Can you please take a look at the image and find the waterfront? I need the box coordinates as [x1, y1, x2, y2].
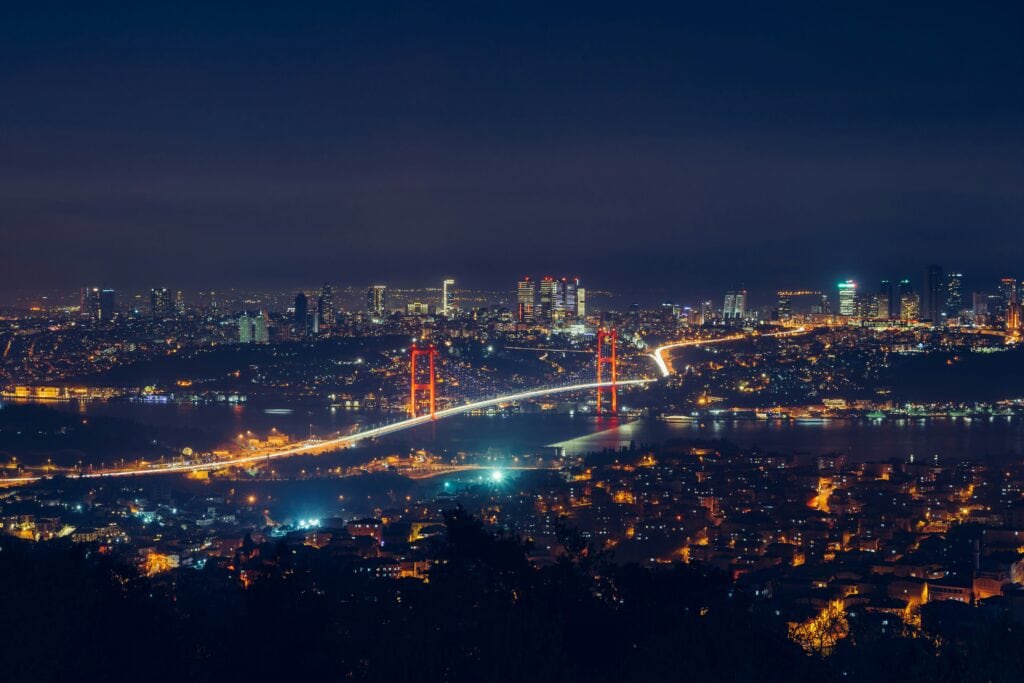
[17, 398, 1024, 466]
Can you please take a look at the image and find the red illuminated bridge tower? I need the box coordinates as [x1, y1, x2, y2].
[409, 344, 438, 418]
[596, 328, 618, 415]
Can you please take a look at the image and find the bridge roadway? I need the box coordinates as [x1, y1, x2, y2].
[0, 378, 654, 485]
[2, 327, 813, 486]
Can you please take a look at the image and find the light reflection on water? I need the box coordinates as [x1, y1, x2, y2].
[38, 400, 1024, 464]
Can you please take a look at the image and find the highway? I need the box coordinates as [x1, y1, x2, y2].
[650, 327, 809, 377]
[1, 378, 654, 485]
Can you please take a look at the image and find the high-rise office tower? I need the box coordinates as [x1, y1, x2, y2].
[560, 277, 578, 321]
[253, 311, 269, 343]
[174, 290, 186, 316]
[441, 279, 455, 316]
[538, 276, 560, 323]
[238, 313, 253, 343]
[1007, 283, 1021, 333]
[81, 287, 99, 320]
[944, 272, 963, 321]
[723, 290, 747, 319]
[899, 279, 919, 321]
[925, 264, 944, 322]
[879, 280, 895, 318]
[98, 288, 116, 322]
[318, 283, 335, 329]
[901, 292, 920, 321]
[837, 281, 856, 317]
[998, 278, 1018, 323]
[293, 292, 308, 335]
[776, 292, 792, 321]
[367, 284, 387, 318]
[972, 292, 989, 317]
[699, 300, 713, 325]
[150, 288, 173, 320]
[576, 287, 586, 318]
[82, 287, 107, 321]
[516, 277, 535, 323]
[873, 293, 890, 320]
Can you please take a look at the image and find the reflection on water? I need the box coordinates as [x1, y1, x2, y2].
[37, 400, 1024, 464]
[555, 417, 1024, 462]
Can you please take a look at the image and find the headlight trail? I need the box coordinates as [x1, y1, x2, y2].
[650, 327, 808, 377]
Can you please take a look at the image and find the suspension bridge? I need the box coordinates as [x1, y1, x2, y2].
[1, 326, 810, 485]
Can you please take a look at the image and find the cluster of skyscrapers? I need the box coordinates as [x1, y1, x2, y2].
[516, 276, 585, 324]
[823, 267, 1020, 330]
[290, 283, 336, 337]
[80, 286, 117, 322]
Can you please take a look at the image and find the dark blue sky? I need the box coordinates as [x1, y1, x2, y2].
[2, 1, 1022, 297]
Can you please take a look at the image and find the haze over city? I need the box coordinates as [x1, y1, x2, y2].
[3, 3, 1024, 683]
[2, 1, 1022, 292]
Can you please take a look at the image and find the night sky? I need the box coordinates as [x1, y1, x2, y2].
[2, 2, 1022, 297]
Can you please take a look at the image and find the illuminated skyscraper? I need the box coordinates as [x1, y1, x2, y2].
[516, 277, 535, 323]
[576, 286, 586, 318]
[723, 290, 747, 319]
[238, 312, 253, 343]
[150, 287, 173, 320]
[776, 292, 792, 321]
[367, 284, 387, 318]
[81, 287, 116, 322]
[81, 287, 99, 321]
[837, 281, 856, 317]
[174, 290, 186, 316]
[253, 311, 269, 343]
[899, 280, 919, 321]
[944, 272, 963, 321]
[879, 280, 895, 318]
[293, 292, 308, 335]
[699, 300, 713, 324]
[442, 279, 455, 316]
[560, 277, 578, 320]
[1006, 282, 1021, 333]
[925, 264, 944, 322]
[998, 278, 1018, 323]
[317, 283, 335, 329]
[94, 288, 115, 322]
[538, 276, 560, 322]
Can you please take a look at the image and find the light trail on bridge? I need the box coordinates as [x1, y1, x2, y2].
[650, 327, 809, 377]
[502, 346, 594, 353]
[1, 378, 654, 486]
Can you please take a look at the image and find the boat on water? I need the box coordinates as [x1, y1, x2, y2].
[659, 414, 697, 422]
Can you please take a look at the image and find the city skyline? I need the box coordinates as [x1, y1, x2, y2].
[3, 4, 1024, 680]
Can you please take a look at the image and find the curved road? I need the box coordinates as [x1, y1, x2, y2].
[650, 327, 808, 377]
